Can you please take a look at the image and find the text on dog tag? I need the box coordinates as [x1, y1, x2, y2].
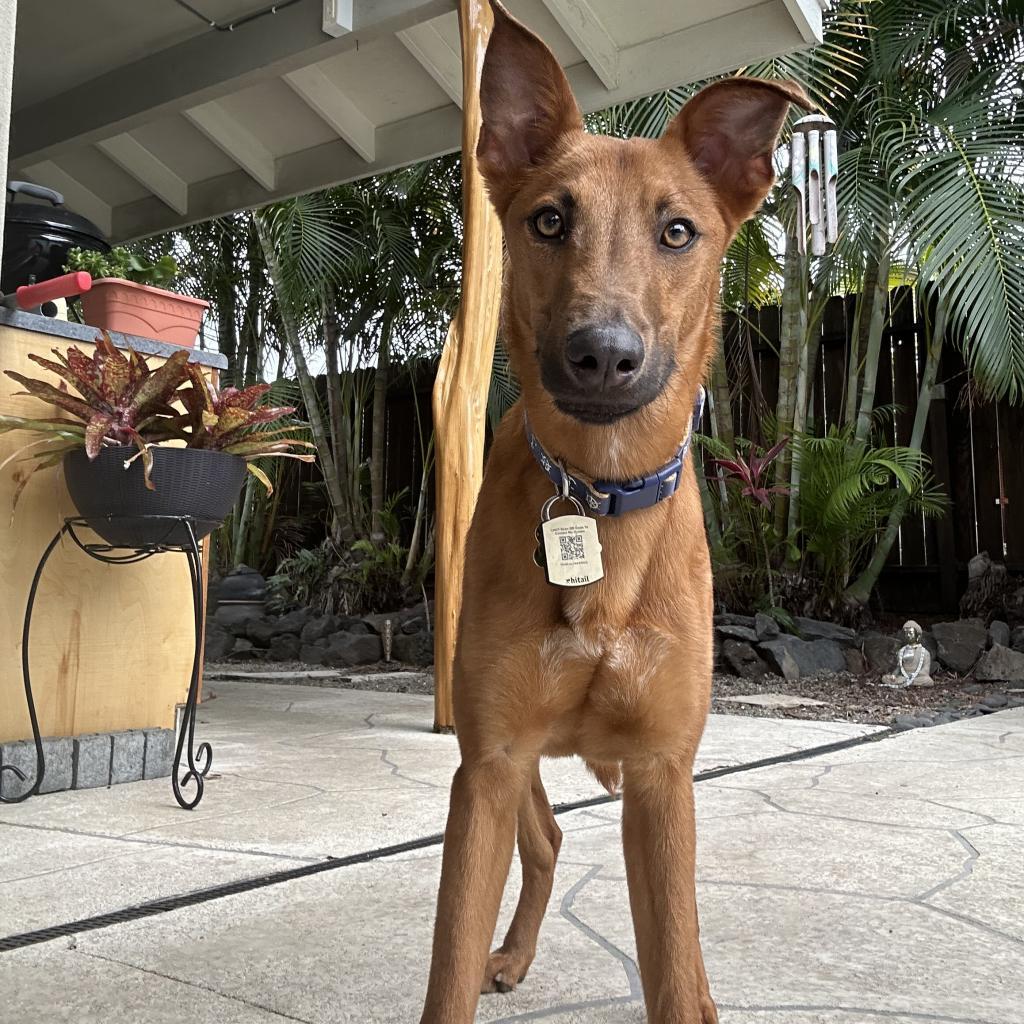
[540, 515, 603, 587]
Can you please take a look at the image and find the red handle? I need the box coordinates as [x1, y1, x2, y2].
[14, 271, 92, 308]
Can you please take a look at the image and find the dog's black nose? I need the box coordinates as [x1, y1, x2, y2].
[564, 325, 645, 391]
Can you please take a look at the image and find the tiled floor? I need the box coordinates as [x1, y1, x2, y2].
[2, 682, 1020, 1023]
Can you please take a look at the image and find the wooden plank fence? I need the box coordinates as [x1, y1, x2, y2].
[287, 288, 1020, 613]
[721, 286, 1023, 611]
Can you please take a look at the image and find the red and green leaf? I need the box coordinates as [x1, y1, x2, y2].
[221, 384, 272, 409]
[5, 371, 98, 421]
[27, 352, 106, 408]
[125, 348, 190, 418]
[85, 413, 116, 459]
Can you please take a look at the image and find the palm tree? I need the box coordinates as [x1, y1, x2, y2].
[595, 0, 1024, 612]
[255, 156, 461, 547]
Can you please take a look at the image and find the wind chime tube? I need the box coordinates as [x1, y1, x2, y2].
[824, 128, 839, 244]
[791, 131, 807, 256]
[807, 129, 825, 256]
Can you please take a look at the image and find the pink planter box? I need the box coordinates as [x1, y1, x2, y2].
[80, 278, 209, 347]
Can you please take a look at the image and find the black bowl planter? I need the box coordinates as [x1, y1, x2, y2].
[63, 446, 247, 548]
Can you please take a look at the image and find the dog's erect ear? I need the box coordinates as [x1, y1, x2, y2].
[665, 77, 814, 227]
[477, 0, 582, 209]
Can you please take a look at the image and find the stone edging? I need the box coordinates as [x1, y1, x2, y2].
[0, 728, 174, 799]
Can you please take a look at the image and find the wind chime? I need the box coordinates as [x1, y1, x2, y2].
[790, 114, 839, 255]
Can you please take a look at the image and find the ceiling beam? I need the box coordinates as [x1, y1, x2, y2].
[397, 21, 463, 108]
[322, 0, 353, 37]
[284, 66, 376, 161]
[183, 102, 277, 191]
[19, 161, 113, 238]
[781, 0, 827, 44]
[96, 134, 189, 216]
[539, 0, 619, 90]
[9, 0, 453, 166]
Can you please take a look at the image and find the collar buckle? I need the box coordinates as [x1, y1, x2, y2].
[525, 386, 705, 518]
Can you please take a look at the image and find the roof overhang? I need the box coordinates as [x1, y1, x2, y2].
[9, 0, 827, 242]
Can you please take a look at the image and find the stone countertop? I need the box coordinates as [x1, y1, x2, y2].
[0, 307, 228, 370]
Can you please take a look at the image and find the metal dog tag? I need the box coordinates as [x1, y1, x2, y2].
[542, 515, 603, 587]
[534, 495, 603, 587]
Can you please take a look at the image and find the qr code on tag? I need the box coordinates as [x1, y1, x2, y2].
[558, 533, 586, 561]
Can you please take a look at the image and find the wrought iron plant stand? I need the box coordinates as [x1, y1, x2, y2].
[0, 515, 214, 809]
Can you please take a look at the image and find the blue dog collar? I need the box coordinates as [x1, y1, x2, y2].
[525, 386, 706, 517]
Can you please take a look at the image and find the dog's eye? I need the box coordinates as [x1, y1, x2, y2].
[661, 219, 697, 250]
[533, 208, 565, 240]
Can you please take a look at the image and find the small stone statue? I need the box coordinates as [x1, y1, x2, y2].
[382, 619, 393, 663]
[882, 619, 935, 688]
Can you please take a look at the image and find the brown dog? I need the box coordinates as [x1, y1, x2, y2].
[420, 4, 810, 1022]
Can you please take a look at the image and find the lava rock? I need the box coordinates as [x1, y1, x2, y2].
[271, 608, 315, 637]
[392, 630, 434, 667]
[714, 613, 756, 629]
[974, 644, 1024, 683]
[1012, 626, 1024, 653]
[893, 714, 931, 731]
[721, 640, 770, 679]
[981, 692, 1009, 709]
[861, 634, 900, 675]
[759, 636, 846, 680]
[754, 613, 780, 641]
[322, 632, 383, 668]
[245, 617, 278, 648]
[265, 634, 301, 662]
[301, 614, 340, 643]
[793, 616, 857, 645]
[715, 624, 759, 643]
[216, 564, 267, 603]
[214, 604, 266, 633]
[921, 630, 938, 664]
[844, 648, 867, 675]
[363, 612, 400, 636]
[931, 620, 987, 675]
[989, 620, 1011, 648]
[225, 637, 254, 659]
[300, 642, 328, 665]
[401, 616, 426, 635]
[203, 621, 235, 662]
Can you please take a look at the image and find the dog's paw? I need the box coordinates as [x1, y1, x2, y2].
[480, 949, 530, 995]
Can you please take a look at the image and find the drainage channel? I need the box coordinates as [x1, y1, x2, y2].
[0, 726, 893, 954]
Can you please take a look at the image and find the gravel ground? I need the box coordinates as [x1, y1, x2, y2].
[207, 660, 1022, 725]
[205, 660, 434, 695]
[709, 672, 1018, 724]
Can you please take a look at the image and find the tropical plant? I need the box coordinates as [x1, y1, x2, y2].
[711, 436, 791, 508]
[795, 423, 949, 617]
[1, 333, 190, 500]
[255, 155, 460, 547]
[178, 366, 315, 493]
[702, 435, 791, 609]
[1, 332, 314, 503]
[267, 493, 428, 615]
[65, 246, 179, 289]
[601, 0, 1024, 615]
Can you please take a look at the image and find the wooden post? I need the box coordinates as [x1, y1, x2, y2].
[431, 0, 503, 732]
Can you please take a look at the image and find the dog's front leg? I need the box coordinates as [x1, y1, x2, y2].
[420, 754, 526, 1024]
[622, 757, 718, 1024]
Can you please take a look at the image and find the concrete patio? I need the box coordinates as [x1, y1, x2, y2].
[1, 680, 1022, 1023]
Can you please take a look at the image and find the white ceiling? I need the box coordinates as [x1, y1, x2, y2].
[9, 0, 826, 241]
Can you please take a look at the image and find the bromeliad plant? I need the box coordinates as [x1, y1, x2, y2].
[1, 332, 191, 506]
[1, 332, 314, 508]
[177, 364, 316, 493]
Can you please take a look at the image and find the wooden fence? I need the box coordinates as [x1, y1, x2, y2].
[722, 286, 1023, 611]
[289, 289, 1021, 613]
